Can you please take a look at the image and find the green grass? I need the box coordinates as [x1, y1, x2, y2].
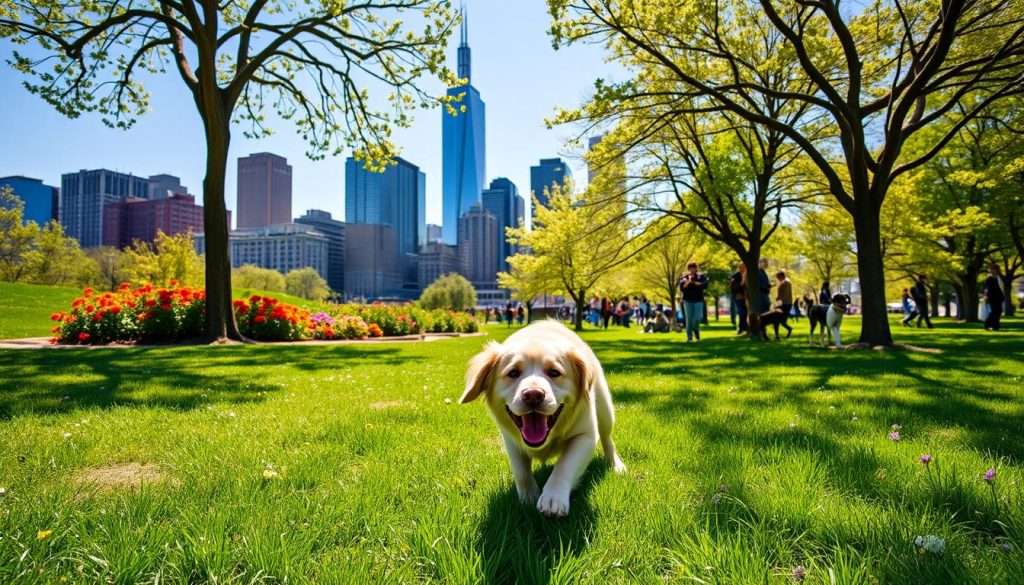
[0, 282, 81, 339]
[0, 315, 1022, 583]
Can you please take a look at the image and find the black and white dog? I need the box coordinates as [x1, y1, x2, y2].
[804, 293, 851, 348]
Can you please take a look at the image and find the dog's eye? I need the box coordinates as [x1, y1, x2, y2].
[546, 369, 562, 378]
[507, 369, 521, 379]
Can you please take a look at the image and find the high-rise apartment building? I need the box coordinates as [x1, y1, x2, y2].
[194, 223, 328, 278]
[343, 223, 402, 300]
[530, 157, 573, 211]
[344, 156, 425, 256]
[458, 202, 498, 289]
[236, 152, 292, 228]
[0, 176, 59, 226]
[481, 177, 524, 272]
[294, 209, 346, 294]
[61, 169, 150, 247]
[418, 241, 460, 290]
[441, 11, 486, 245]
[425, 223, 443, 244]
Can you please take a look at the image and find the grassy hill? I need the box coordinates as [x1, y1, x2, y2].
[0, 282, 327, 340]
[0, 281, 81, 339]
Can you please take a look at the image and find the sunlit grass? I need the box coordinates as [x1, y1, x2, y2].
[0, 314, 1021, 583]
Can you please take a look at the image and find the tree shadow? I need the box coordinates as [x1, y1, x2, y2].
[0, 344, 423, 419]
[474, 458, 608, 585]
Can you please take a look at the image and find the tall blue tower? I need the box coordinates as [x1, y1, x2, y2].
[442, 4, 486, 245]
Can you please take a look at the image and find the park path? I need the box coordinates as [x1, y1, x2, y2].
[0, 332, 484, 350]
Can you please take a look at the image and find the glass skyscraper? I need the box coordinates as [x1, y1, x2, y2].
[60, 169, 151, 247]
[530, 157, 573, 210]
[481, 178, 523, 272]
[344, 156, 426, 257]
[442, 10, 486, 246]
[0, 176, 58, 227]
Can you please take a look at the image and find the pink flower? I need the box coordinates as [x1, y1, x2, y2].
[919, 454, 932, 465]
[888, 431, 901, 441]
[983, 468, 996, 482]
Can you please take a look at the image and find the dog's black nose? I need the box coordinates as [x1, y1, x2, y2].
[522, 388, 545, 408]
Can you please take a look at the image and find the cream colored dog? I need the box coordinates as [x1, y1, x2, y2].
[460, 320, 625, 517]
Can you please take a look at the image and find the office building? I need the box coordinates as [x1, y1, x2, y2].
[481, 177, 524, 272]
[530, 157, 573, 210]
[418, 241, 460, 290]
[236, 152, 292, 228]
[0, 176, 59, 226]
[294, 209, 346, 294]
[441, 10, 486, 245]
[344, 156, 425, 256]
[426, 223, 443, 244]
[102, 193, 220, 249]
[148, 174, 188, 199]
[61, 169, 150, 247]
[343, 223, 402, 300]
[458, 202, 499, 289]
[194, 223, 328, 278]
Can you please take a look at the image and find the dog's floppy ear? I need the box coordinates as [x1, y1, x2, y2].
[460, 341, 501, 403]
[566, 350, 594, 402]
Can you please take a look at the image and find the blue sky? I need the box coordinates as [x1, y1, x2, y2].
[0, 1, 616, 227]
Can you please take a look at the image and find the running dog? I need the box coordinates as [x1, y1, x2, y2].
[804, 293, 851, 348]
[758, 309, 790, 341]
[460, 321, 626, 517]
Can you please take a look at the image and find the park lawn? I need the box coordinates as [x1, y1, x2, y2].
[0, 316, 1022, 583]
[0, 282, 81, 339]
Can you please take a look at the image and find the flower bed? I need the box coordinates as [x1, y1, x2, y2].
[50, 285, 478, 344]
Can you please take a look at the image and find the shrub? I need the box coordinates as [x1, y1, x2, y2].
[234, 295, 308, 341]
[51, 282, 205, 344]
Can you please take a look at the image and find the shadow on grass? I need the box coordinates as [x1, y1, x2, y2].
[0, 344, 424, 419]
[474, 459, 607, 585]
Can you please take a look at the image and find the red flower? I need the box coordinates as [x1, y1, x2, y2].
[85, 305, 95, 313]
[78, 332, 91, 342]
[109, 306, 122, 314]
[254, 315, 267, 324]
[250, 295, 262, 303]
[50, 313, 62, 321]
[144, 299, 157, 307]
[160, 303, 172, 311]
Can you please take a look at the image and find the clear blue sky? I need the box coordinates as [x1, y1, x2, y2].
[0, 1, 616, 228]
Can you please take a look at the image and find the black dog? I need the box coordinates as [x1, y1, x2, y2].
[804, 293, 852, 348]
[758, 309, 790, 340]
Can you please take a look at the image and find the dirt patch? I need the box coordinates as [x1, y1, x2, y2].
[76, 463, 168, 491]
[368, 400, 405, 410]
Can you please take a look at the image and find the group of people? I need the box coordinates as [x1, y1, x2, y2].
[729, 258, 808, 337]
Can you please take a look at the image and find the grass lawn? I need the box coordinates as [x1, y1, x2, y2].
[0, 315, 1022, 583]
[0, 282, 81, 339]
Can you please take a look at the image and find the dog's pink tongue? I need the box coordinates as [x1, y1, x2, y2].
[521, 412, 549, 444]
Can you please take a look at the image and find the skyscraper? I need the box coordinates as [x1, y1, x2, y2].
[442, 7, 486, 245]
[102, 193, 216, 249]
[481, 177, 523, 272]
[343, 223, 402, 300]
[530, 157, 573, 210]
[458, 202, 498, 289]
[0, 176, 58, 226]
[344, 156, 425, 257]
[295, 209, 346, 294]
[236, 152, 292, 228]
[147, 174, 188, 199]
[60, 169, 150, 247]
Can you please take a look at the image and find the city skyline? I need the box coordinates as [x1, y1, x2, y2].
[0, 1, 616, 230]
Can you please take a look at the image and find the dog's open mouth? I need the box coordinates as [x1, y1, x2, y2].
[506, 404, 565, 447]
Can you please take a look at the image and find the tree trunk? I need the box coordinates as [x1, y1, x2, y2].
[742, 255, 763, 338]
[852, 206, 893, 346]
[573, 291, 586, 332]
[1001, 272, 1016, 317]
[952, 283, 965, 320]
[526, 301, 534, 323]
[200, 108, 243, 342]
[930, 285, 940, 318]
[714, 295, 720, 321]
[959, 273, 981, 322]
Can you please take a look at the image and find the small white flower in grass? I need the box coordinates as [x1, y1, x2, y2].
[62, 432, 72, 440]
[444, 398, 452, 405]
[0, 487, 6, 496]
[262, 469, 278, 480]
[915, 535, 945, 555]
[789, 422, 797, 429]
[228, 411, 237, 418]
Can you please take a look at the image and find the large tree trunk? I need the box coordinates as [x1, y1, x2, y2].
[852, 206, 893, 346]
[952, 282, 965, 320]
[200, 107, 243, 342]
[742, 255, 763, 339]
[959, 273, 981, 322]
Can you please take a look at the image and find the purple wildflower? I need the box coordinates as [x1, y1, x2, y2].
[889, 431, 901, 441]
[919, 454, 932, 465]
[792, 565, 805, 582]
[311, 312, 335, 326]
[983, 468, 996, 482]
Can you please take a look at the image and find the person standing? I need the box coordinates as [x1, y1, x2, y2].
[901, 288, 919, 326]
[757, 258, 772, 313]
[912, 275, 933, 328]
[679, 261, 708, 342]
[983, 263, 1005, 331]
[819, 281, 832, 305]
[730, 262, 748, 335]
[775, 271, 794, 338]
[601, 296, 613, 329]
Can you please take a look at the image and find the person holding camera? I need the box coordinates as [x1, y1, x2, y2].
[678, 261, 708, 342]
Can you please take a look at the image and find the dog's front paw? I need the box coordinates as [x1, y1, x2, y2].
[607, 454, 627, 473]
[517, 484, 540, 505]
[537, 489, 570, 517]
